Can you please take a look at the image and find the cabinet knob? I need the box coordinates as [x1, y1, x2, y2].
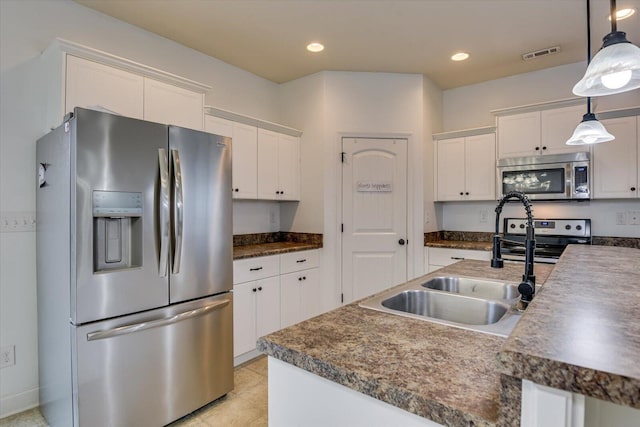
[631, 187, 637, 191]
[542, 146, 547, 150]
[298, 277, 303, 281]
[459, 192, 464, 195]
[258, 286, 263, 291]
[535, 146, 540, 151]
[252, 288, 257, 292]
[465, 192, 469, 195]
[234, 188, 239, 192]
[303, 276, 306, 280]
[398, 239, 406, 246]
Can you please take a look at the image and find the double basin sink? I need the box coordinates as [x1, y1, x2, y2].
[360, 275, 523, 337]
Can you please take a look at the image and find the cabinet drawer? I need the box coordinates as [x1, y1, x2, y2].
[427, 248, 491, 266]
[280, 250, 320, 274]
[233, 255, 280, 284]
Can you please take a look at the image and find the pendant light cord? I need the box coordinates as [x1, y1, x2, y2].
[586, 0, 592, 115]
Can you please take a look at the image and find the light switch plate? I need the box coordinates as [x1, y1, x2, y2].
[629, 211, 640, 226]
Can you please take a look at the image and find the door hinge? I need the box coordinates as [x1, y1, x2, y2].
[341, 152, 346, 163]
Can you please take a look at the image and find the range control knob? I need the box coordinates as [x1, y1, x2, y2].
[519, 224, 525, 229]
[576, 225, 582, 231]
[510, 224, 516, 229]
[565, 225, 572, 230]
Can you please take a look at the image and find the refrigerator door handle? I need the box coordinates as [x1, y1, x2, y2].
[158, 148, 170, 277]
[171, 149, 184, 275]
[86, 298, 231, 341]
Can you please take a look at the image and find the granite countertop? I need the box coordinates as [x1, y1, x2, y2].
[233, 241, 321, 260]
[425, 240, 494, 251]
[499, 245, 640, 409]
[258, 260, 554, 426]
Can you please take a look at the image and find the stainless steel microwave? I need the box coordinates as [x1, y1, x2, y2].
[497, 152, 590, 200]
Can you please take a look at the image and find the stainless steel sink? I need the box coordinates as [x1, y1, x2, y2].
[359, 275, 523, 337]
[421, 276, 519, 300]
[381, 290, 510, 325]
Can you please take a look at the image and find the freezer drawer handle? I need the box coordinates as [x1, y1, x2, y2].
[171, 149, 184, 275]
[86, 299, 231, 341]
[158, 149, 170, 277]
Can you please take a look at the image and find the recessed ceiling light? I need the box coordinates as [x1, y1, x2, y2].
[451, 52, 469, 61]
[609, 8, 635, 21]
[306, 42, 324, 53]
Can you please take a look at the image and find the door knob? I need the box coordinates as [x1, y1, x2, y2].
[398, 239, 406, 245]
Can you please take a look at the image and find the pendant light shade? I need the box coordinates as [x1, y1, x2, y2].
[572, 32, 640, 96]
[573, 0, 640, 96]
[566, 113, 615, 145]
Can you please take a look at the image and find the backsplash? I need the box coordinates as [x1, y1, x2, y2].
[234, 232, 323, 247]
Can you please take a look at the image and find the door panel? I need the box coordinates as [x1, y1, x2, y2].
[342, 138, 407, 302]
[76, 293, 233, 427]
[169, 127, 232, 303]
[74, 108, 169, 324]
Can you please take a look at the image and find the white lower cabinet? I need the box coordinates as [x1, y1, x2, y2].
[425, 247, 491, 273]
[233, 249, 321, 363]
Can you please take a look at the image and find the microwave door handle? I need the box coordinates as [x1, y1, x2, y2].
[171, 149, 183, 275]
[86, 299, 231, 341]
[158, 148, 170, 277]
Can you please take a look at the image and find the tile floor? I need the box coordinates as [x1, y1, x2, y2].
[0, 356, 268, 427]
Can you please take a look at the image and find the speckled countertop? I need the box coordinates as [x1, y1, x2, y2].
[499, 245, 640, 409]
[258, 260, 554, 426]
[426, 240, 494, 251]
[233, 242, 321, 259]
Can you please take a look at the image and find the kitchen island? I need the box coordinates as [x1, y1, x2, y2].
[258, 261, 553, 426]
[258, 245, 640, 426]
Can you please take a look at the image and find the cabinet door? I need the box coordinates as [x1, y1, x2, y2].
[65, 55, 144, 120]
[541, 105, 589, 155]
[464, 134, 496, 200]
[593, 116, 638, 199]
[233, 281, 257, 357]
[256, 276, 281, 338]
[231, 123, 259, 199]
[436, 137, 466, 201]
[143, 78, 204, 130]
[497, 112, 541, 158]
[280, 271, 303, 328]
[257, 128, 280, 199]
[278, 134, 301, 200]
[204, 115, 233, 137]
[300, 268, 321, 321]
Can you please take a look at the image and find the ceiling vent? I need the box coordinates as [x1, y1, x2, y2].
[522, 46, 561, 61]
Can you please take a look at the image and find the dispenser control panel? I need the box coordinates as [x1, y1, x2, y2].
[93, 191, 142, 217]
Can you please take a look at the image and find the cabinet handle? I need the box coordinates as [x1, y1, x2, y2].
[296, 259, 307, 263]
[450, 257, 465, 260]
[249, 267, 263, 271]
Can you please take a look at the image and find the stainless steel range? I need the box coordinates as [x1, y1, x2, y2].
[501, 218, 592, 264]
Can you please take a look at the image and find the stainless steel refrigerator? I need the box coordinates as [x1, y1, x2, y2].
[36, 108, 233, 427]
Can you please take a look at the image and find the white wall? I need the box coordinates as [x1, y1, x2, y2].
[440, 63, 640, 237]
[0, 0, 280, 417]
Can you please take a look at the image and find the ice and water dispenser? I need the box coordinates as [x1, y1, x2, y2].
[92, 191, 143, 272]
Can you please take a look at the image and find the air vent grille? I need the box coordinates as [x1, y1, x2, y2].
[522, 46, 561, 61]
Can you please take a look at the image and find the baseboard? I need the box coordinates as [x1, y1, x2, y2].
[0, 387, 39, 419]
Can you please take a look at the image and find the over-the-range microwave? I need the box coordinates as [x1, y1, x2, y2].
[497, 152, 590, 200]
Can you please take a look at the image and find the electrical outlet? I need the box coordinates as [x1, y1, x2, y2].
[479, 210, 489, 223]
[629, 211, 640, 226]
[425, 212, 430, 225]
[616, 212, 627, 225]
[0, 345, 15, 369]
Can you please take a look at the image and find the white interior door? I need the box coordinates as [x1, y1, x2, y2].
[342, 138, 408, 303]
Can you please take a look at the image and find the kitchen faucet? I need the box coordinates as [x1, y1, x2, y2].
[491, 191, 536, 309]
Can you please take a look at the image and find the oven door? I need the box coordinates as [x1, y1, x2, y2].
[498, 162, 571, 200]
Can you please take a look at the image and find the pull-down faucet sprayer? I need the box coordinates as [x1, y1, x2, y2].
[491, 191, 536, 309]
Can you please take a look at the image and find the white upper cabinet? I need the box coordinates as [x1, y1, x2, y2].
[65, 55, 144, 120]
[436, 133, 495, 201]
[592, 116, 638, 199]
[498, 105, 587, 158]
[257, 128, 300, 201]
[143, 78, 204, 130]
[205, 116, 258, 199]
[42, 40, 209, 131]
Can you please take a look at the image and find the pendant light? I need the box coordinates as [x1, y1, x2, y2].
[567, 0, 615, 145]
[573, 0, 640, 96]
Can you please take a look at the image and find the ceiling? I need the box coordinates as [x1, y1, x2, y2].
[74, 0, 640, 89]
